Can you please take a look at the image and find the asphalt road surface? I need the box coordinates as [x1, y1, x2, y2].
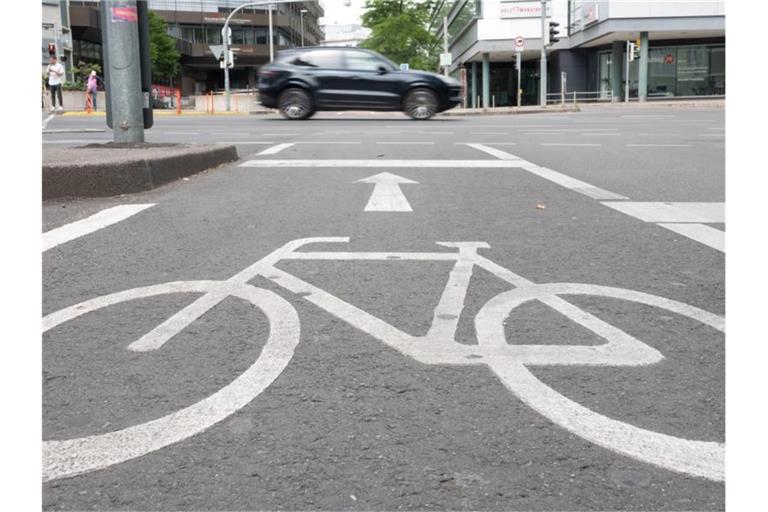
[42, 107, 725, 511]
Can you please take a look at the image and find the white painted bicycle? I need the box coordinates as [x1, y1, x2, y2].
[43, 238, 724, 482]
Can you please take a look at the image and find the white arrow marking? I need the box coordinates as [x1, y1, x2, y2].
[355, 172, 418, 212]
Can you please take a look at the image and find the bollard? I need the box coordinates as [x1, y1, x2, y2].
[176, 89, 181, 115]
[85, 91, 93, 114]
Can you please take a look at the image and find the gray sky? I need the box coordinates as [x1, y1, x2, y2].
[319, 0, 366, 27]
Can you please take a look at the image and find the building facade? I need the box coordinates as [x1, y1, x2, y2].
[435, 0, 725, 107]
[63, 0, 323, 95]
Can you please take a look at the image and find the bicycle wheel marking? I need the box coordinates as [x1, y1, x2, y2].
[43, 280, 300, 482]
[473, 283, 724, 481]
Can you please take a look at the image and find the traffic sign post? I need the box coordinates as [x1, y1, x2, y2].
[515, 36, 524, 108]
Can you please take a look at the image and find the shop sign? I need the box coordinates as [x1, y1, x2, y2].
[500, 1, 552, 19]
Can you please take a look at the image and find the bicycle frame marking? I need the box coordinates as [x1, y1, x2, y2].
[43, 237, 725, 482]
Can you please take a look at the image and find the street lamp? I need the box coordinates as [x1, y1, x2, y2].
[300, 8, 308, 47]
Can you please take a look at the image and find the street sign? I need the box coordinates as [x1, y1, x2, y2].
[439, 53, 452, 66]
[209, 44, 225, 59]
[514, 36, 525, 52]
[400, 63, 409, 70]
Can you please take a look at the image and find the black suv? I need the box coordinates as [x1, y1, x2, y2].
[257, 47, 462, 120]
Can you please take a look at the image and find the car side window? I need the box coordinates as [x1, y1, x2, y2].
[291, 50, 343, 69]
[344, 51, 388, 72]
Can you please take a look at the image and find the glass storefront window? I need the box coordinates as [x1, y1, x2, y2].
[710, 47, 725, 95]
[676, 46, 709, 96]
[648, 47, 676, 98]
[598, 52, 612, 98]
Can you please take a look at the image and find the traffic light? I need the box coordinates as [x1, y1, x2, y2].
[548, 22, 560, 45]
[628, 42, 636, 61]
[47, 43, 56, 56]
[227, 50, 235, 69]
[633, 38, 641, 60]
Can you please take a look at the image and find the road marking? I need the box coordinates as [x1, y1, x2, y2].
[460, 142, 517, 145]
[43, 204, 155, 252]
[465, 144, 627, 200]
[43, 280, 300, 482]
[621, 115, 675, 118]
[540, 143, 602, 147]
[377, 141, 434, 145]
[601, 202, 724, 223]
[261, 133, 299, 136]
[582, 132, 621, 136]
[419, 131, 454, 134]
[43, 128, 106, 134]
[295, 141, 361, 144]
[657, 223, 725, 252]
[256, 142, 295, 155]
[214, 141, 274, 145]
[601, 202, 725, 252]
[42, 114, 55, 129]
[471, 132, 508, 135]
[355, 172, 418, 212]
[43, 140, 111, 144]
[626, 143, 691, 148]
[162, 131, 200, 135]
[240, 159, 526, 168]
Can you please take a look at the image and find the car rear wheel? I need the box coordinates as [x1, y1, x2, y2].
[278, 88, 313, 120]
[404, 88, 438, 120]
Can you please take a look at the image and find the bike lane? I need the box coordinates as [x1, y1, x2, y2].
[42, 137, 724, 511]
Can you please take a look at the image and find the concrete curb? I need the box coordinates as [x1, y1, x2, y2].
[579, 99, 725, 109]
[439, 105, 581, 116]
[43, 144, 238, 200]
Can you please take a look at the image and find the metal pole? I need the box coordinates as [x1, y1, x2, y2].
[625, 41, 629, 103]
[269, 5, 274, 62]
[300, 10, 305, 47]
[103, 0, 144, 143]
[539, 0, 547, 106]
[443, 16, 449, 77]
[516, 53, 522, 107]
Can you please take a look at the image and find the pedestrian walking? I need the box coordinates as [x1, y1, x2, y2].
[85, 70, 101, 111]
[47, 55, 65, 112]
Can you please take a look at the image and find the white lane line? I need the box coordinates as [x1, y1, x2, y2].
[295, 141, 361, 144]
[256, 142, 296, 155]
[540, 143, 602, 147]
[43, 140, 110, 144]
[261, 133, 299, 136]
[214, 141, 274, 145]
[419, 131, 454, 134]
[377, 141, 435, 145]
[43, 204, 155, 252]
[42, 114, 55, 129]
[600, 202, 724, 223]
[458, 142, 517, 145]
[471, 132, 509, 135]
[464, 143, 523, 161]
[355, 172, 417, 212]
[657, 223, 724, 252]
[621, 115, 675, 118]
[626, 143, 691, 148]
[582, 133, 621, 136]
[162, 131, 200, 135]
[465, 144, 627, 200]
[240, 159, 525, 168]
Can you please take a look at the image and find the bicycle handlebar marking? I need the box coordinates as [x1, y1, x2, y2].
[43, 237, 725, 482]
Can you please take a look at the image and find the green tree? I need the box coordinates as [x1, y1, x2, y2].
[360, 0, 441, 72]
[148, 11, 180, 80]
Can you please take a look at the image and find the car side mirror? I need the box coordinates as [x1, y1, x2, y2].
[377, 65, 388, 75]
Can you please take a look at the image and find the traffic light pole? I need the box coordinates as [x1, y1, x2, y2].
[539, 0, 547, 106]
[103, 0, 145, 143]
[223, 0, 315, 112]
[625, 41, 630, 103]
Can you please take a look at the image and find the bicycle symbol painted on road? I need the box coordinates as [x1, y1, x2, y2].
[43, 237, 725, 482]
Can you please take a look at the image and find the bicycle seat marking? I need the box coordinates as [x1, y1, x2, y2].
[43, 237, 725, 482]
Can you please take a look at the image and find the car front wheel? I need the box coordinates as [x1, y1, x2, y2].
[403, 88, 438, 120]
[278, 88, 313, 120]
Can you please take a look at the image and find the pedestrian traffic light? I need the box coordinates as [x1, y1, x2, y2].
[48, 43, 56, 56]
[548, 22, 560, 45]
[633, 38, 641, 60]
